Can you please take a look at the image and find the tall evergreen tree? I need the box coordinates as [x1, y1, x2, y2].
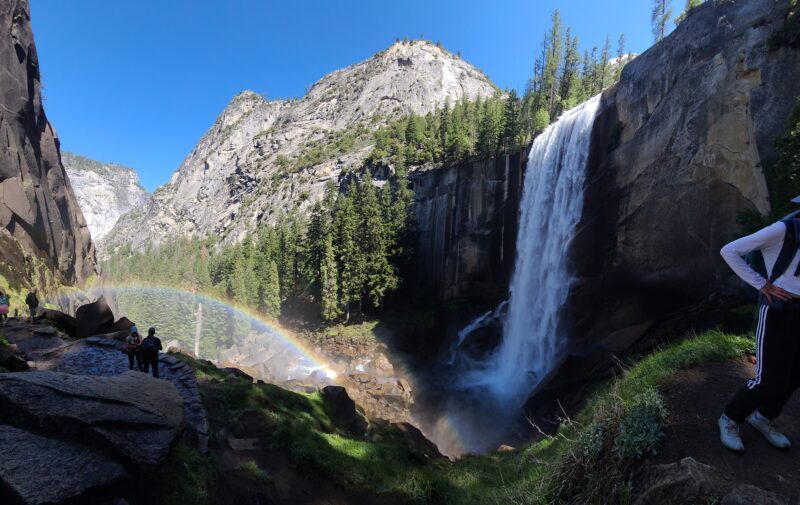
[652, 0, 673, 42]
[501, 90, 522, 152]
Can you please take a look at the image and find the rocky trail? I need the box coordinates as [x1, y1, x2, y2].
[635, 358, 800, 504]
[0, 317, 414, 505]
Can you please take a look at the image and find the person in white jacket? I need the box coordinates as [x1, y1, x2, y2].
[718, 196, 800, 452]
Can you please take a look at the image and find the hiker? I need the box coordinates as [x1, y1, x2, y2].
[140, 327, 163, 378]
[0, 290, 8, 323]
[717, 195, 800, 452]
[123, 325, 143, 372]
[25, 289, 38, 323]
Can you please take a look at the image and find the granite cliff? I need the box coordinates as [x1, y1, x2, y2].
[61, 152, 149, 242]
[102, 40, 498, 256]
[532, 0, 800, 386]
[0, 0, 95, 289]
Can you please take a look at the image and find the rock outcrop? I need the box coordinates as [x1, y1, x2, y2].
[0, 370, 184, 504]
[0, 0, 95, 288]
[102, 40, 498, 256]
[411, 148, 526, 302]
[62, 151, 149, 242]
[569, 0, 800, 355]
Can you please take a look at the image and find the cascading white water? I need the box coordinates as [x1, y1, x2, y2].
[462, 94, 601, 402]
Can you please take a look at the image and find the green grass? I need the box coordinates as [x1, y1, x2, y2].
[171, 329, 754, 505]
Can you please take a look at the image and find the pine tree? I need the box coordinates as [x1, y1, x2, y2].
[501, 90, 522, 152]
[615, 33, 628, 81]
[598, 35, 612, 91]
[675, 0, 701, 25]
[652, 0, 673, 42]
[333, 189, 362, 319]
[544, 10, 565, 118]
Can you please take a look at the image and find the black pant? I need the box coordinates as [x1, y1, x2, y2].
[142, 350, 159, 378]
[725, 305, 800, 422]
[127, 351, 143, 371]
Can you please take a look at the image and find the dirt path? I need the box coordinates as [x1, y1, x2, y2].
[650, 358, 800, 499]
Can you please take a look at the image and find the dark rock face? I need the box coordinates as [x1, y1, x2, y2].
[75, 295, 115, 337]
[410, 148, 526, 302]
[0, 0, 96, 288]
[570, 0, 800, 354]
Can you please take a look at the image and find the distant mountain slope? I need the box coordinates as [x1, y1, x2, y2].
[0, 0, 95, 289]
[102, 40, 498, 256]
[62, 152, 150, 242]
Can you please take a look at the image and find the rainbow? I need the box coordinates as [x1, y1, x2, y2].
[50, 280, 337, 381]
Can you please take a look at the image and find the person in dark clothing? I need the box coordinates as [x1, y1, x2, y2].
[25, 289, 38, 323]
[140, 327, 163, 378]
[123, 325, 143, 371]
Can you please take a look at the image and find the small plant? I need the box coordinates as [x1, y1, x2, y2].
[235, 461, 271, 483]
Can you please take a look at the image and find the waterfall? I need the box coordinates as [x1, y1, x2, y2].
[462, 95, 601, 402]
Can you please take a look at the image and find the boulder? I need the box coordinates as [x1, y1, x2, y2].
[633, 457, 718, 505]
[721, 485, 790, 505]
[0, 424, 126, 505]
[109, 316, 135, 333]
[321, 385, 367, 436]
[391, 422, 444, 462]
[0, 371, 184, 470]
[42, 309, 78, 336]
[165, 339, 182, 353]
[75, 296, 116, 338]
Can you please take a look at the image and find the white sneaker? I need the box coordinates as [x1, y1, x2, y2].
[746, 411, 791, 449]
[719, 414, 745, 452]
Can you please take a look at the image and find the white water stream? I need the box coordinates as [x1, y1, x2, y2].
[461, 95, 601, 402]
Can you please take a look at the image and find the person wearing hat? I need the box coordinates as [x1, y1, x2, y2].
[717, 195, 800, 452]
[140, 327, 163, 378]
[122, 325, 143, 371]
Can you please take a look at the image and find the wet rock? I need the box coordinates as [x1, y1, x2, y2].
[0, 424, 126, 505]
[321, 385, 367, 436]
[42, 310, 78, 336]
[75, 296, 116, 338]
[633, 457, 717, 505]
[721, 485, 790, 505]
[1, 354, 29, 372]
[0, 371, 184, 470]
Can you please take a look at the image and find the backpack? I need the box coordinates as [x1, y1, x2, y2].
[141, 336, 161, 351]
[746, 212, 800, 283]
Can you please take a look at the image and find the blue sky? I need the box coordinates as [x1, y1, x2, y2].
[32, 0, 658, 192]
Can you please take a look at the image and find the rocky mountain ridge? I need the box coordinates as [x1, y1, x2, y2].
[62, 152, 150, 241]
[101, 40, 498, 255]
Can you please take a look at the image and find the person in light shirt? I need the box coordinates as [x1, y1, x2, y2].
[717, 195, 800, 452]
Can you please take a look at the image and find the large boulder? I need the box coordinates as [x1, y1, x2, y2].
[0, 371, 184, 470]
[0, 424, 125, 505]
[633, 457, 719, 505]
[42, 309, 78, 336]
[321, 385, 368, 436]
[75, 296, 116, 338]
